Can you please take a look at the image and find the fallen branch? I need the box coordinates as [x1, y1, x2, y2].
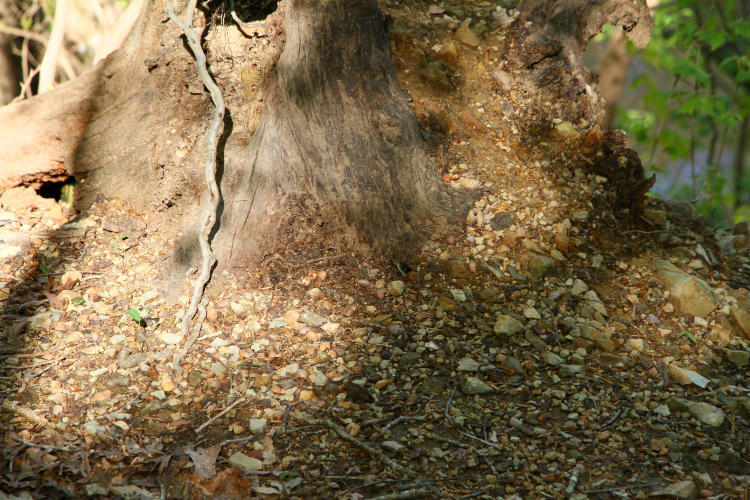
[10, 433, 76, 453]
[339, 479, 437, 498]
[382, 415, 426, 433]
[599, 409, 623, 430]
[368, 488, 433, 500]
[1, 399, 64, 431]
[196, 396, 247, 434]
[294, 413, 412, 476]
[461, 487, 492, 499]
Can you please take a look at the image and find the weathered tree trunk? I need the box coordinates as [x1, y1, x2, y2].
[501, 0, 655, 211]
[0, 0, 468, 276]
[212, 0, 462, 267]
[503, 0, 653, 130]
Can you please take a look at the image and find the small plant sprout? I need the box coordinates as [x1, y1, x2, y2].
[126, 306, 151, 328]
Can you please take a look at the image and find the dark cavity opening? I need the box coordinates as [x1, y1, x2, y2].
[36, 176, 77, 202]
[230, 0, 279, 23]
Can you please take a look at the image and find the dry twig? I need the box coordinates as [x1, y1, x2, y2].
[382, 415, 426, 433]
[196, 396, 247, 434]
[368, 488, 433, 500]
[10, 433, 76, 453]
[2, 400, 61, 430]
[294, 413, 412, 476]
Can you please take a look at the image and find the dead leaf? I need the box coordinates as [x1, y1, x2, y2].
[185, 444, 221, 480]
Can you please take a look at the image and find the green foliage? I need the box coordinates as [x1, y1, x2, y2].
[616, 0, 750, 226]
[39, 255, 50, 276]
[126, 306, 150, 327]
[60, 183, 74, 205]
[126, 308, 143, 323]
[678, 330, 697, 343]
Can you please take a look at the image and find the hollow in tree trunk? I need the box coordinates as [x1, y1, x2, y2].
[0, 0, 470, 280]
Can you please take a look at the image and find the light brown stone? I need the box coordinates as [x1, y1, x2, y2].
[654, 260, 716, 317]
[455, 20, 480, 47]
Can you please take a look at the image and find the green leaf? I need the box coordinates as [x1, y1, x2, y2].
[719, 55, 739, 71]
[39, 257, 50, 276]
[730, 19, 750, 38]
[703, 30, 726, 51]
[672, 58, 695, 78]
[677, 330, 697, 343]
[279, 471, 299, 481]
[73, 297, 85, 305]
[126, 308, 143, 322]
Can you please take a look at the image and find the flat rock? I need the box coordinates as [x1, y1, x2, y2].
[419, 376, 446, 395]
[667, 364, 710, 388]
[494, 315, 524, 335]
[449, 288, 467, 302]
[654, 259, 717, 317]
[387, 280, 405, 296]
[445, 259, 468, 278]
[731, 306, 750, 339]
[268, 317, 288, 329]
[228, 452, 263, 472]
[455, 20, 480, 47]
[580, 325, 615, 353]
[570, 279, 588, 296]
[495, 355, 523, 375]
[300, 310, 327, 327]
[528, 253, 555, 279]
[457, 357, 481, 372]
[559, 364, 583, 376]
[542, 350, 563, 366]
[649, 480, 697, 499]
[249, 418, 267, 433]
[725, 349, 750, 367]
[463, 376, 493, 394]
[523, 306, 541, 319]
[668, 398, 725, 427]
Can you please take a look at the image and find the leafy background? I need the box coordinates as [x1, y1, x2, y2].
[610, 0, 750, 227]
